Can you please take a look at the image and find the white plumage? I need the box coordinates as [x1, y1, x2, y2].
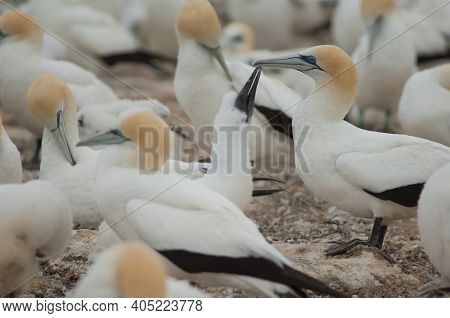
[418, 163, 450, 296]
[0, 115, 22, 184]
[175, 0, 299, 162]
[254, 45, 450, 255]
[0, 180, 72, 297]
[399, 64, 450, 146]
[27, 74, 104, 229]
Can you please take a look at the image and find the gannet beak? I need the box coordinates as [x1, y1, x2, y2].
[253, 54, 324, 73]
[77, 129, 130, 147]
[235, 67, 262, 123]
[51, 109, 76, 166]
[367, 15, 384, 55]
[204, 45, 234, 82]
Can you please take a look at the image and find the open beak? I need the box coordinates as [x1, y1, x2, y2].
[204, 45, 234, 83]
[253, 54, 323, 73]
[367, 15, 384, 56]
[77, 129, 130, 148]
[235, 67, 262, 123]
[51, 109, 76, 166]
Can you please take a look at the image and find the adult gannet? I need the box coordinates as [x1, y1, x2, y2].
[417, 163, 450, 297]
[254, 45, 450, 256]
[27, 74, 103, 229]
[352, 0, 416, 131]
[0, 11, 118, 137]
[0, 180, 72, 297]
[0, 114, 22, 184]
[78, 95, 342, 298]
[398, 64, 450, 146]
[72, 242, 207, 298]
[175, 0, 300, 162]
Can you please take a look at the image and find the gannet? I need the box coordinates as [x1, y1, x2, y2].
[399, 64, 450, 146]
[331, 0, 365, 54]
[20, 0, 139, 71]
[175, 0, 300, 162]
[78, 106, 342, 298]
[352, 0, 416, 131]
[0, 114, 22, 184]
[0, 11, 118, 137]
[0, 180, 72, 297]
[254, 45, 450, 256]
[27, 74, 103, 229]
[418, 163, 450, 297]
[72, 242, 207, 298]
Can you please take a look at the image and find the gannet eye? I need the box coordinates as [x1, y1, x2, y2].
[306, 56, 317, 65]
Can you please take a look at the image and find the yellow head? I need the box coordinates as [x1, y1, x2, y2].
[0, 11, 41, 39]
[176, 0, 222, 48]
[360, 0, 396, 21]
[27, 74, 76, 127]
[116, 243, 167, 298]
[120, 110, 171, 172]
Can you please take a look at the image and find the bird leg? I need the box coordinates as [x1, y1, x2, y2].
[325, 218, 388, 256]
[418, 278, 450, 298]
[383, 110, 392, 133]
[358, 107, 365, 128]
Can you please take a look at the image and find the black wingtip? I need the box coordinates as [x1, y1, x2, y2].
[252, 189, 284, 197]
[101, 49, 177, 67]
[282, 266, 345, 298]
[253, 177, 286, 184]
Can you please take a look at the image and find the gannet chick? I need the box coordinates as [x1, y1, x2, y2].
[72, 242, 207, 298]
[254, 45, 450, 256]
[398, 64, 450, 146]
[0, 11, 118, 137]
[0, 180, 72, 297]
[78, 108, 342, 298]
[353, 0, 416, 131]
[418, 163, 450, 297]
[175, 0, 300, 162]
[0, 114, 22, 184]
[27, 74, 103, 229]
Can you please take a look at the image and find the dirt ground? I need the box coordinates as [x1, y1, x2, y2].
[1, 44, 445, 298]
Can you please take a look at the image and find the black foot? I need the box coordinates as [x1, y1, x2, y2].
[325, 218, 388, 256]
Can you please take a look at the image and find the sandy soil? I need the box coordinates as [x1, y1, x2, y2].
[1, 51, 444, 299]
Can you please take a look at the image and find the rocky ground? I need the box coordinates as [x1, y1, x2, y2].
[2, 52, 443, 299]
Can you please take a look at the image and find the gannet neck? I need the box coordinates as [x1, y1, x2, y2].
[177, 33, 217, 69]
[116, 243, 166, 298]
[434, 64, 450, 91]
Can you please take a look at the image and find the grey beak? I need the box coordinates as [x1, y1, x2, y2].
[253, 54, 324, 73]
[77, 129, 130, 148]
[53, 110, 76, 166]
[235, 67, 262, 123]
[367, 15, 384, 57]
[204, 45, 234, 83]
